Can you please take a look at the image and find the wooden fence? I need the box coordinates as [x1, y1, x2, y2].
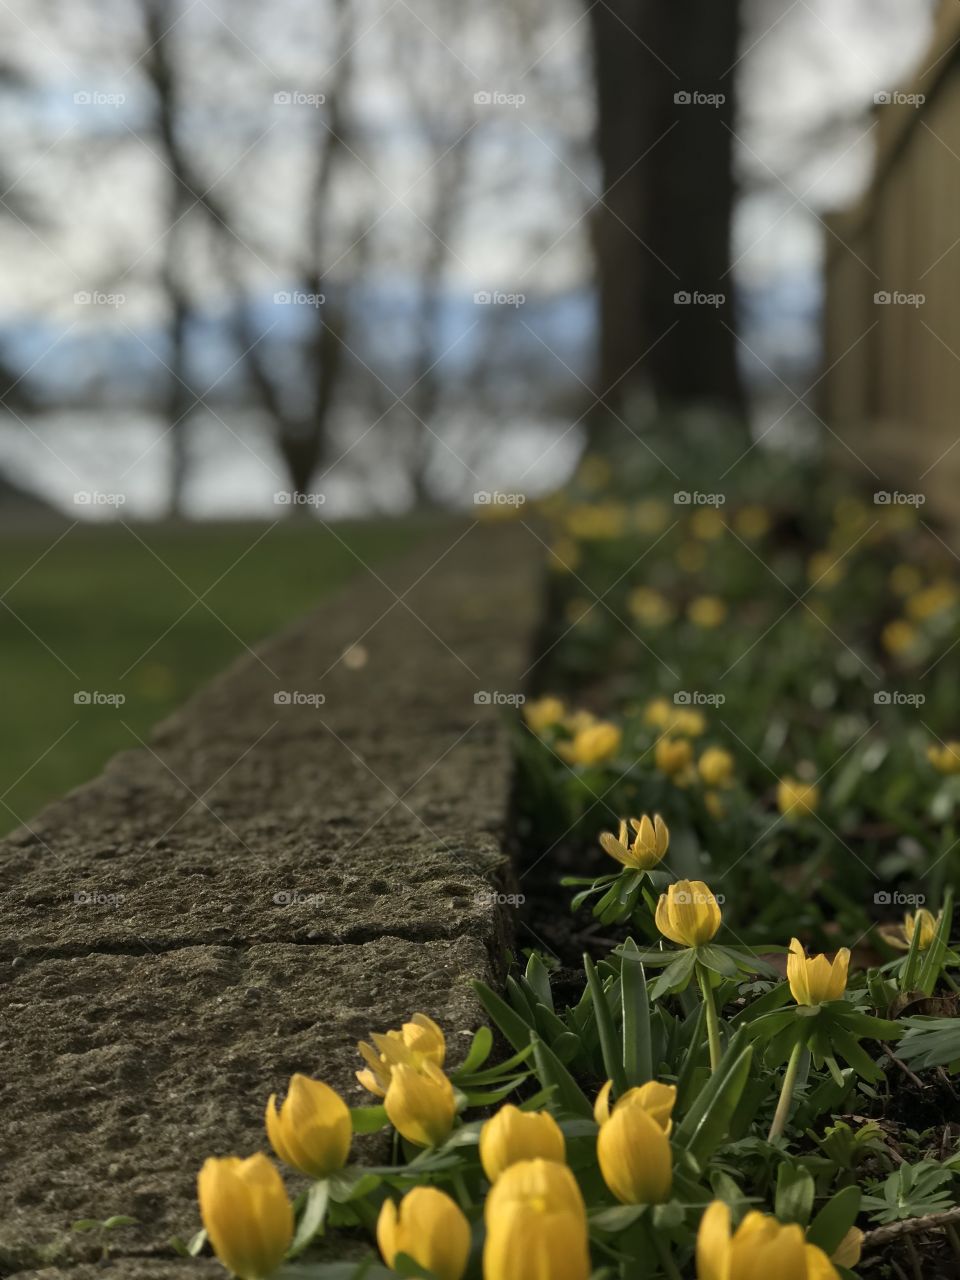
[822, 1, 960, 512]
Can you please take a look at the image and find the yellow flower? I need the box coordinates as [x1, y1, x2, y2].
[596, 1100, 672, 1204]
[688, 595, 727, 628]
[655, 880, 722, 947]
[558, 721, 622, 766]
[564, 502, 626, 540]
[598, 813, 669, 871]
[928, 741, 960, 775]
[777, 777, 820, 819]
[644, 698, 705, 736]
[907, 580, 957, 621]
[832, 1227, 864, 1269]
[655, 736, 694, 779]
[643, 697, 672, 728]
[523, 696, 567, 734]
[479, 1105, 565, 1182]
[634, 499, 670, 534]
[890, 563, 922, 597]
[593, 1079, 676, 1133]
[807, 551, 845, 589]
[483, 1159, 589, 1280]
[265, 1075, 351, 1179]
[696, 1200, 839, 1280]
[704, 790, 726, 820]
[698, 747, 734, 789]
[357, 1012, 446, 1096]
[676, 541, 706, 573]
[548, 537, 580, 573]
[691, 508, 725, 541]
[878, 908, 940, 952]
[378, 1187, 470, 1280]
[734, 505, 771, 540]
[384, 1062, 456, 1147]
[628, 586, 674, 627]
[882, 618, 919, 656]
[197, 1154, 293, 1280]
[787, 938, 850, 1006]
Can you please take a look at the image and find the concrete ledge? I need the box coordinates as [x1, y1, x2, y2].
[0, 520, 543, 1272]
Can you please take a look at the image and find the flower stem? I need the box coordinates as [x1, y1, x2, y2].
[768, 1039, 806, 1141]
[696, 961, 722, 1072]
[650, 1229, 683, 1280]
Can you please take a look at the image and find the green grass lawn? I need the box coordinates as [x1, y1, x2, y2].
[0, 516, 431, 834]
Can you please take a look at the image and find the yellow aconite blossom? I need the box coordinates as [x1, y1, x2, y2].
[787, 938, 850, 1006]
[378, 1187, 470, 1280]
[644, 698, 705, 736]
[483, 1159, 590, 1280]
[696, 1201, 839, 1280]
[265, 1075, 351, 1179]
[691, 508, 725, 541]
[523, 696, 567, 734]
[704, 790, 726, 821]
[197, 1154, 293, 1280]
[676, 541, 707, 573]
[655, 880, 722, 947]
[479, 1105, 565, 1182]
[634, 499, 670, 533]
[548, 537, 581, 573]
[593, 1079, 676, 1133]
[596, 1098, 673, 1205]
[687, 595, 727, 628]
[628, 586, 674, 627]
[698, 747, 734, 789]
[878, 908, 940, 952]
[599, 814, 669, 871]
[882, 618, 919, 656]
[558, 721, 621, 766]
[564, 501, 626, 540]
[384, 1061, 456, 1147]
[655, 736, 695, 783]
[777, 777, 820, 819]
[928, 741, 960, 775]
[357, 1012, 445, 1096]
[890, 563, 922, 597]
[734, 504, 771, 540]
[832, 1227, 864, 1269]
[907, 580, 957, 621]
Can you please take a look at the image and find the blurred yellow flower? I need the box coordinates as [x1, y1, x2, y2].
[907, 580, 957, 621]
[704, 790, 726, 820]
[676, 541, 707, 573]
[523, 696, 567, 735]
[479, 1105, 565, 1182]
[483, 1159, 590, 1280]
[777, 777, 820, 819]
[734, 505, 771, 540]
[644, 699, 705, 736]
[882, 618, 919, 656]
[878, 908, 940, 952]
[807, 551, 845, 589]
[787, 938, 849, 1006]
[655, 880, 722, 947]
[548, 537, 581, 573]
[889, 563, 922, 597]
[596, 1097, 672, 1204]
[928, 741, 960, 775]
[634, 499, 670, 534]
[593, 1079, 676, 1133]
[384, 1061, 456, 1147]
[357, 1013, 446, 1096]
[698, 747, 734, 789]
[564, 502, 626, 540]
[832, 1227, 864, 1269]
[197, 1154, 293, 1280]
[265, 1075, 351, 1179]
[655, 736, 694, 779]
[628, 586, 674, 627]
[599, 814, 669, 871]
[687, 595, 727, 628]
[558, 721, 622, 766]
[696, 1201, 839, 1280]
[378, 1188, 470, 1280]
[691, 508, 725, 541]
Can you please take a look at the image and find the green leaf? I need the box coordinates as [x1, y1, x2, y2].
[102, 1215, 139, 1229]
[585, 952, 627, 1094]
[674, 1032, 754, 1166]
[350, 1106, 388, 1134]
[473, 980, 535, 1054]
[918, 888, 954, 997]
[775, 1163, 814, 1226]
[649, 948, 697, 999]
[531, 1035, 593, 1118]
[453, 1025, 493, 1075]
[524, 953, 555, 1011]
[806, 1187, 861, 1254]
[289, 1182, 329, 1258]
[621, 937, 653, 1087]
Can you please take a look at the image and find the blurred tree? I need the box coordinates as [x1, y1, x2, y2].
[588, 0, 744, 417]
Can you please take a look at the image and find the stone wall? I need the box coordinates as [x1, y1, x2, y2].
[0, 520, 543, 1278]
